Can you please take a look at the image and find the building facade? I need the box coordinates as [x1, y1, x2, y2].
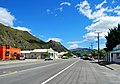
[106, 44, 120, 63]
[109, 50, 120, 63]
[0, 45, 21, 60]
[21, 48, 59, 59]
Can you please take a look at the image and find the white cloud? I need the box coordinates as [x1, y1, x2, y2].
[14, 26, 31, 32]
[46, 9, 50, 14]
[55, 14, 58, 17]
[95, 0, 107, 9]
[67, 41, 81, 44]
[56, 7, 63, 12]
[46, 9, 54, 15]
[47, 38, 62, 42]
[47, 8, 61, 17]
[0, 7, 15, 26]
[112, 0, 115, 4]
[100, 44, 106, 49]
[92, 7, 108, 21]
[113, 6, 120, 15]
[75, 0, 92, 19]
[114, 6, 120, 10]
[67, 40, 87, 44]
[0, 7, 31, 33]
[76, 0, 107, 20]
[67, 40, 87, 49]
[95, 44, 106, 49]
[69, 44, 79, 49]
[47, 2, 71, 16]
[60, 2, 71, 6]
[39, 35, 45, 38]
[86, 16, 120, 31]
[76, 0, 120, 40]
[83, 32, 97, 40]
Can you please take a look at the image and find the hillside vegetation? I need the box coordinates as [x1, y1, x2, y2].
[0, 23, 68, 52]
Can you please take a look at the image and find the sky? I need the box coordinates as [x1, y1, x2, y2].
[0, 0, 120, 50]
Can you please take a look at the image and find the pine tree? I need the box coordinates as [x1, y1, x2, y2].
[105, 24, 120, 51]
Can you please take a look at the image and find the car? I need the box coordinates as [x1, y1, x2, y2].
[73, 55, 77, 58]
[82, 56, 89, 60]
[62, 56, 68, 59]
[44, 57, 53, 61]
[19, 55, 25, 60]
[82, 56, 92, 60]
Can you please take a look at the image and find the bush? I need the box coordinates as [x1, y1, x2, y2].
[44, 52, 50, 57]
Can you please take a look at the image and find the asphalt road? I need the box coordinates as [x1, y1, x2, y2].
[0, 58, 120, 84]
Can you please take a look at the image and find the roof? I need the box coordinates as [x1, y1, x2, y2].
[21, 48, 58, 53]
[110, 50, 120, 53]
[21, 51, 32, 53]
[32, 49, 48, 53]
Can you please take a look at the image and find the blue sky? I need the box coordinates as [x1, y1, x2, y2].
[0, 0, 120, 50]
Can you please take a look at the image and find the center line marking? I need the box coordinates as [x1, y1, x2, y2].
[41, 60, 79, 84]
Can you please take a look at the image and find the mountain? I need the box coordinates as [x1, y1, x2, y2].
[70, 48, 94, 55]
[0, 23, 68, 52]
[46, 40, 68, 52]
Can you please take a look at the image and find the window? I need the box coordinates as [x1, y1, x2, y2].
[6, 51, 10, 56]
[14, 52, 17, 56]
[116, 53, 120, 59]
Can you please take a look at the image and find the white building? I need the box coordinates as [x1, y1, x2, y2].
[20, 51, 32, 59]
[107, 44, 120, 63]
[21, 48, 59, 59]
[109, 50, 120, 63]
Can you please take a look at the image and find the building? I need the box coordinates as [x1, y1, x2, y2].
[21, 48, 59, 59]
[106, 44, 120, 63]
[20, 51, 32, 59]
[0, 45, 21, 60]
[109, 50, 120, 63]
[30, 49, 48, 59]
[58, 52, 68, 58]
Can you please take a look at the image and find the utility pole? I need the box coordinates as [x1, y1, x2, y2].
[90, 42, 93, 54]
[97, 32, 101, 63]
[90, 42, 93, 50]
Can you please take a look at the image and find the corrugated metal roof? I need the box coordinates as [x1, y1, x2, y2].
[32, 49, 48, 52]
[21, 51, 32, 53]
[20, 48, 58, 53]
[111, 50, 120, 53]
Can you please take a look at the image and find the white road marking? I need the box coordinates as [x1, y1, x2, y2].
[0, 60, 71, 77]
[41, 60, 79, 84]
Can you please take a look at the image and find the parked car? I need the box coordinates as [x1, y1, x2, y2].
[44, 57, 53, 61]
[82, 56, 92, 60]
[73, 55, 77, 58]
[82, 56, 89, 60]
[19, 55, 26, 60]
[62, 56, 68, 59]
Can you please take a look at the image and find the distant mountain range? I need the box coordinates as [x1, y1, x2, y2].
[70, 48, 95, 55]
[0, 23, 68, 52]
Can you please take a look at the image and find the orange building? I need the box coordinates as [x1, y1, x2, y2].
[0, 45, 21, 60]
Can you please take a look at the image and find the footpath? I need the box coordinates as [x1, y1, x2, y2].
[105, 63, 120, 71]
[94, 59, 120, 71]
[0, 59, 44, 65]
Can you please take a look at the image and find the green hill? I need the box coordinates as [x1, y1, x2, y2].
[70, 48, 95, 55]
[0, 23, 68, 52]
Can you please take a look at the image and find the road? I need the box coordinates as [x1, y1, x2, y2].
[0, 58, 120, 84]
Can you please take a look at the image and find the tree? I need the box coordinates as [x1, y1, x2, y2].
[91, 50, 106, 59]
[92, 50, 98, 56]
[44, 52, 50, 57]
[75, 53, 81, 57]
[105, 24, 120, 52]
[99, 50, 106, 59]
